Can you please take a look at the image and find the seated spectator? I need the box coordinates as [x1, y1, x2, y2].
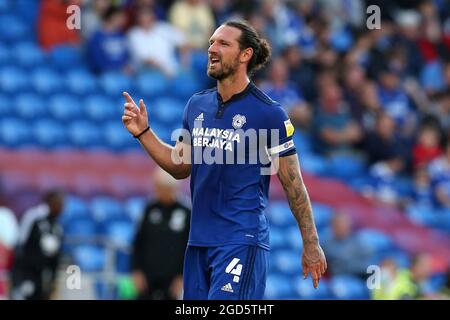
[38, 0, 81, 50]
[406, 165, 435, 208]
[386, 253, 434, 299]
[432, 89, 450, 131]
[124, 0, 166, 29]
[127, 7, 188, 78]
[412, 124, 443, 169]
[341, 63, 369, 124]
[168, 0, 215, 49]
[371, 258, 399, 300]
[313, 83, 363, 155]
[281, 45, 315, 103]
[322, 212, 372, 279]
[210, 0, 233, 26]
[429, 141, 450, 208]
[365, 152, 405, 207]
[357, 81, 382, 131]
[376, 63, 416, 138]
[87, 5, 130, 74]
[260, 57, 311, 128]
[364, 112, 409, 165]
[81, 0, 110, 40]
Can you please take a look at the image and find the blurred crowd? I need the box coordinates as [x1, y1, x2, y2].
[36, 0, 450, 212]
[2, 0, 450, 300]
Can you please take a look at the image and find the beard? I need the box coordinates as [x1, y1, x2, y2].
[207, 57, 240, 81]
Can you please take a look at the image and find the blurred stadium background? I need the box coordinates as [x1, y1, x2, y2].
[0, 0, 450, 300]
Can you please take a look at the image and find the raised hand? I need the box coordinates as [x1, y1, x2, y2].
[122, 92, 149, 137]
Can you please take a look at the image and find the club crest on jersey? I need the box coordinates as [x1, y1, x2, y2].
[232, 114, 246, 129]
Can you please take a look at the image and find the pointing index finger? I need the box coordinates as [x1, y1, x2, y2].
[123, 92, 136, 106]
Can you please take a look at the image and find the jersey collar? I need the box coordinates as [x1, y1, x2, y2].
[217, 81, 254, 105]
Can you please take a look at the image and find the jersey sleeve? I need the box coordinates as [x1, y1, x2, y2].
[178, 98, 192, 144]
[266, 105, 296, 157]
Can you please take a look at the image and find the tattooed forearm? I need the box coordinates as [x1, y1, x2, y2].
[277, 154, 319, 247]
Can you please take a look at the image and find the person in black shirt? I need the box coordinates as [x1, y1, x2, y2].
[131, 168, 190, 300]
[10, 190, 65, 300]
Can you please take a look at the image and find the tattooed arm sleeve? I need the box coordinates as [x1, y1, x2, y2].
[276, 154, 319, 247]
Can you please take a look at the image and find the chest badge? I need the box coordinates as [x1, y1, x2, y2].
[232, 114, 246, 129]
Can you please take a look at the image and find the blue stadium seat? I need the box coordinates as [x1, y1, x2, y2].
[99, 72, 132, 96]
[311, 202, 333, 230]
[356, 229, 395, 255]
[272, 249, 302, 275]
[64, 217, 98, 239]
[32, 119, 68, 149]
[329, 275, 369, 299]
[135, 70, 168, 98]
[406, 204, 439, 228]
[65, 69, 98, 95]
[270, 226, 289, 250]
[172, 70, 202, 100]
[264, 274, 295, 299]
[116, 251, 131, 274]
[149, 122, 174, 144]
[50, 45, 84, 71]
[90, 196, 125, 223]
[286, 225, 303, 251]
[292, 130, 312, 154]
[151, 97, 184, 126]
[327, 153, 367, 180]
[0, 14, 30, 43]
[294, 276, 331, 299]
[0, 43, 9, 65]
[0, 93, 9, 117]
[190, 50, 208, 75]
[15, 0, 39, 29]
[72, 245, 106, 273]
[0, 66, 28, 93]
[0, 0, 11, 12]
[31, 68, 63, 94]
[67, 120, 103, 148]
[0, 117, 31, 146]
[12, 42, 45, 68]
[61, 195, 91, 223]
[267, 201, 296, 228]
[84, 94, 121, 121]
[15, 93, 47, 119]
[299, 153, 329, 176]
[49, 94, 84, 121]
[104, 220, 135, 249]
[433, 208, 450, 232]
[103, 121, 134, 151]
[124, 197, 147, 223]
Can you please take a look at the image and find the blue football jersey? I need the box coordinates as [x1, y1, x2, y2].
[180, 82, 296, 250]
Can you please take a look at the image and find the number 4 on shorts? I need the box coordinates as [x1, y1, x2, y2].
[226, 258, 243, 283]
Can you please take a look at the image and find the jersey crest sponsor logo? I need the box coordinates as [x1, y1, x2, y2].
[195, 113, 204, 121]
[232, 114, 246, 129]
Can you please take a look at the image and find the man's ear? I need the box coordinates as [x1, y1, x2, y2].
[240, 47, 253, 64]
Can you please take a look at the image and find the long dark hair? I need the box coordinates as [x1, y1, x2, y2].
[224, 20, 272, 76]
